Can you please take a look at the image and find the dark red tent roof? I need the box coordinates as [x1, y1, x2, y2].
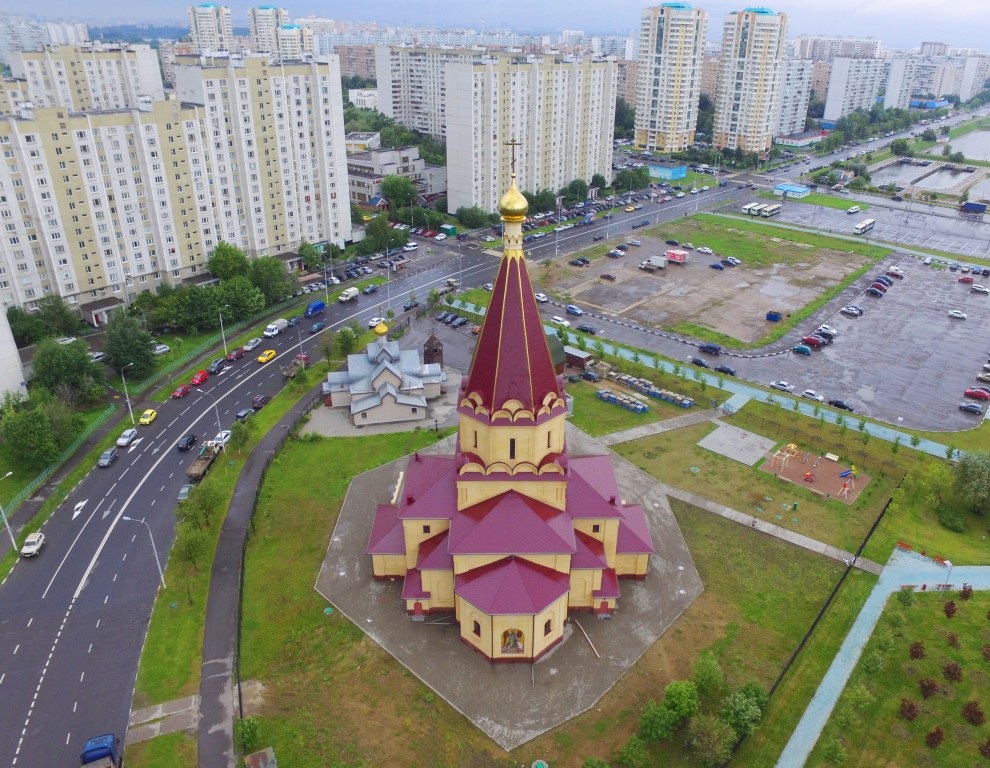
[448, 490, 576, 555]
[456, 556, 570, 615]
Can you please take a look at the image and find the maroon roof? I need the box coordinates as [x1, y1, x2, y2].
[448, 490, 576, 555]
[417, 530, 453, 570]
[572, 530, 608, 569]
[401, 568, 430, 600]
[367, 504, 404, 555]
[593, 568, 621, 599]
[461, 250, 562, 415]
[397, 454, 458, 520]
[616, 503, 655, 554]
[456, 556, 570, 615]
[566, 456, 623, 519]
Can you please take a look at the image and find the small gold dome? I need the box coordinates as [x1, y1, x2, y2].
[374, 321, 389, 337]
[499, 174, 528, 222]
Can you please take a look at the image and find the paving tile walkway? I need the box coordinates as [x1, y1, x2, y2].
[597, 408, 720, 446]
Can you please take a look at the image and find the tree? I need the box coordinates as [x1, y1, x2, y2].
[173, 520, 207, 571]
[921, 128, 937, 141]
[455, 206, 489, 229]
[591, 173, 608, 192]
[639, 700, 680, 742]
[565, 178, 589, 204]
[613, 168, 650, 194]
[31, 339, 104, 402]
[335, 327, 357, 356]
[954, 450, 990, 514]
[229, 418, 256, 455]
[102, 311, 155, 379]
[688, 714, 736, 768]
[30, 388, 83, 448]
[381, 175, 418, 209]
[720, 690, 763, 736]
[207, 241, 250, 280]
[0, 404, 59, 470]
[615, 734, 648, 768]
[664, 680, 699, 720]
[6, 306, 47, 347]
[215, 275, 266, 321]
[614, 97, 635, 139]
[890, 138, 912, 157]
[35, 295, 82, 338]
[298, 240, 322, 272]
[249, 257, 293, 305]
[694, 653, 725, 697]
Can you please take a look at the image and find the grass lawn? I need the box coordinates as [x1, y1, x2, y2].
[456, 288, 492, 310]
[807, 590, 990, 767]
[784, 192, 871, 212]
[566, 378, 665, 436]
[123, 732, 196, 768]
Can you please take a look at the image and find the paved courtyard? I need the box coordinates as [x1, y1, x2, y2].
[314, 425, 703, 751]
[697, 422, 777, 465]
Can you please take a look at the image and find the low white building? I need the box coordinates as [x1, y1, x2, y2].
[348, 88, 378, 110]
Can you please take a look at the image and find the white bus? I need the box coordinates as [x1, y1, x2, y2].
[853, 218, 876, 235]
[761, 204, 782, 217]
[741, 202, 760, 215]
[748, 203, 768, 216]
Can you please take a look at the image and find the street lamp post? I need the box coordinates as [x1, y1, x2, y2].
[0, 471, 16, 551]
[198, 391, 222, 438]
[218, 306, 228, 358]
[121, 362, 135, 426]
[121, 516, 166, 590]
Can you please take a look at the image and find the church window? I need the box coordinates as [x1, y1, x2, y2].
[544, 619, 552, 636]
[592, 524, 601, 533]
[473, 430, 478, 449]
[509, 438, 516, 460]
[422, 525, 431, 534]
[472, 620, 481, 637]
[547, 431, 551, 448]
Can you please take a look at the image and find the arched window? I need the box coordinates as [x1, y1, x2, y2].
[472, 620, 481, 637]
[544, 619, 552, 636]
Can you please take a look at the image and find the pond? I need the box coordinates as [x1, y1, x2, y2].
[969, 177, 990, 198]
[914, 167, 974, 190]
[924, 130, 990, 161]
[871, 163, 923, 186]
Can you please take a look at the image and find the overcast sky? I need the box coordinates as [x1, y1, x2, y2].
[6, 0, 987, 51]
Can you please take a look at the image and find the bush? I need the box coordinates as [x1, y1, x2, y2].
[616, 735, 649, 768]
[960, 584, 973, 601]
[963, 701, 986, 726]
[687, 714, 735, 768]
[897, 586, 915, 608]
[639, 700, 679, 743]
[720, 690, 763, 737]
[937, 506, 965, 532]
[664, 680, 700, 721]
[944, 601, 957, 619]
[694, 652, 725, 697]
[582, 760, 610, 768]
[983, 645, 990, 662]
[947, 632, 960, 648]
[944, 662, 963, 683]
[862, 650, 886, 674]
[822, 738, 848, 765]
[899, 699, 919, 721]
[925, 726, 944, 749]
[980, 738, 990, 759]
[910, 642, 926, 660]
[919, 678, 939, 699]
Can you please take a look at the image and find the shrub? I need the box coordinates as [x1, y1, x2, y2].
[582, 759, 610, 768]
[639, 700, 679, 743]
[925, 726, 944, 749]
[945, 601, 957, 619]
[980, 738, 990, 759]
[947, 632, 960, 649]
[862, 650, 886, 674]
[616, 735, 648, 768]
[910, 642, 926, 660]
[919, 678, 939, 699]
[983, 645, 990, 662]
[694, 652, 725, 698]
[960, 584, 973, 601]
[822, 737, 848, 765]
[720, 690, 763, 737]
[897, 586, 915, 608]
[937, 505, 965, 532]
[875, 629, 895, 653]
[963, 701, 986, 726]
[899, 698, 919, 721]
[664, 680, 700, 721]
[944, 662, 963, 683]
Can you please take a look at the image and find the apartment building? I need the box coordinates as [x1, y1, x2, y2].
[8, 44, 165, 112]
[776, 59, 814, 137]
[634, 3, 708, 153]
[332, 44, 378, 79]
[810, 61, 832, 99]
[248, 6, 288, 53]
[0, 55, 351, 314]
[699, 54, 720, 100]
[346, 145, 445, 204]
[616, 59, 639, 104]
[446, 55, 615, 213]
[275, 25, 314, 60]
[0, 18, 87, 62]
[713, 8, 788, 154]
[188, 4, 235, 53]
[960, 56, 990, 102]
[920, 42, 948, 56]
[823, 58, 887, 122]
[795, 35, 881, 62]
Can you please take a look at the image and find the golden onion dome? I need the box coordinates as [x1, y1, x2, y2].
[374, 321, 388, 337]
[498, 174, 528, 222]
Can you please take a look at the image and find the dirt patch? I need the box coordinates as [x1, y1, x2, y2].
[758, 450, 871, 505]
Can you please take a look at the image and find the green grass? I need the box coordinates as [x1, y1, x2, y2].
[807, 591, 990, 767]
[123, 732, 196, 768]
[565, 378, 665, 436]
[783, 192, 871, 212]
[456, 288, 492, 310]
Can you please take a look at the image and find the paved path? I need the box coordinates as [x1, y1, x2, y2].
[776, 548, 990, 767]
[598, 408, 720, 446]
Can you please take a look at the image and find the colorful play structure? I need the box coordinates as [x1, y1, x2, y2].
[771, 443, 799, 472]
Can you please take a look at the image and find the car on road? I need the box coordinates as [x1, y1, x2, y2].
[226, 347, 245, 361]
[252, 394, 272, 409]
[865, 287, 884, 298]
[177, 484, 194, 501]
[367, 316, 384, 328]
[435, 233, 447, 241]
[827, 399, 855, 412]
[690, 357, 710, 369]
[207, 358, 226, 375]
[535, 293, 549, 303]
[362, 284, 379, 295]
[403, 299, 421, 311]
[600, 273, 616, 282]
[172, 384, 192, 399]
[964, 388, 990, 400]
[308, 321, 326, 334]
[800, 389, 825, 402]
[235, 408, 255, 421]
[550, 316, 571, 327]
[948, 309, 967, 319]
[139, 409, 157, 425]
[697, 246, 713, 255]
[20, 532, 45, 557]
[176, 433, 198, 451]
[152, 344, 171, 356]
[483, 283, 494, 291]
[593, 235, 604, 241]
[565, 304, 584, 316]
[972, 285, 990, 295]
[98, 447, 119, 467]
[841, 305, 864, 317]
[959, 402, 985, 414]
[89, 351, 108, 363]
[714, 365, 736, 376]
[576, 324, 598, 335]
[624, 205, 635, 212]
[710, 262, 724, 270]
[770, 380, 795, 392]
[213, 430, 232, 447]
[243, 338, 262, 352]
[116, 428, 138, 447]
[257, 349, 276, 364]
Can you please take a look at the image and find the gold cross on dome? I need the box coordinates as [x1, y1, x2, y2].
[506, 137, 521, 174]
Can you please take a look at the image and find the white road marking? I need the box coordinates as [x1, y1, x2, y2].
[71, 500, 88, 520]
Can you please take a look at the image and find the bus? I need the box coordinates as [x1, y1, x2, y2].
[761, 204, 782, 217]
[748, 203, 768, 216]
[741, 202, 759, 215]
[853, 218, 876, 235]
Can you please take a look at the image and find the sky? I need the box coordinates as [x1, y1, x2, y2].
[5, 0, 988, 51]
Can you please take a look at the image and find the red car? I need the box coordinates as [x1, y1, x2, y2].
[885, 270, 904, 280]
[964, 388, 990, 400]
[172, 384, 192, 399]
[959, 276, 975, 284]
[869, 282, 888, 293]
[191, 370, 209, 386]
[226, 347, 245, 361]
[801, 335, 824, 347]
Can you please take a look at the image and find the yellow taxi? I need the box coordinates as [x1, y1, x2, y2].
[257, 349, 276, 364]
[139, 408, 157, 425]
[624, 205, 636, 212]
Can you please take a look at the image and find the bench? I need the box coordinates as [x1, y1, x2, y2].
[824, 452, 840, 462]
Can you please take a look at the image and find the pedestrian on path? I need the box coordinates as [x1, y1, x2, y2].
[752, 517, 757, 527]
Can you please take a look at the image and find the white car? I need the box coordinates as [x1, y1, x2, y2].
[972, 285, 990, 295]
[242, 338, 262, 352]
[697, 246, 714, 255]
[724, 256, 741, 266]
[770, 380, 795, 393]
[550, 316, 571, 328]
[534, 293, 549, 303]
[482, 235, 497, 242]
[948, 310, 967, 320]
[402, 243, 418, 252]
[676, 192, 685, 198]
[801, 389, 825, 403]
[701, 185, 710, 191]
[682, 242, 695, 250]
[21, 532, 45, 557]
[367, 316, 385, 327]
[817, 324, 839, 336]
[116, 428, 138, 447]
[152, 344, 171, 356]
[213, 430, 232, 447]
[435, 233, 447, 241]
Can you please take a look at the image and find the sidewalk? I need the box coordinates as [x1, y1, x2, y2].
[598, 408, 720, 446]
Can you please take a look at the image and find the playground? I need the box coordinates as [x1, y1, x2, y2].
[760, 443, 870, 504]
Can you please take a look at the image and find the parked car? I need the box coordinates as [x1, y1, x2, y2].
[770, 380, 794, 392]
[959, 402, 985, 414]
[714, 365, 736, 376]
[840, 305, 864, 317]
[172, 384, 192, 399]
[948, 309, 967, 319]
[177, 434, 198, 451]
[535, 293, 549, 303]
[801, 336, 824, 347]
[865, 287, 884, 298]
[116, 428, 138, 447]
[964, 388, 990, 401]
[226, 347, 245, 361]
[565, 304, 584, 316]
[191, 370, 209, 385]
[869, 282, 888, 293]
[665, 239, 679, 246]
[20, 532, 46, 557]
[724, 256, 741, 266]
[600, 273, 617, 282]
[792, 344, 812, 356]
[550, 316, 570, 327]
[800, 389, 825, 403]
[827, 399, 855, 411]
[152, 344, 171, 356]
[235, 408, 255, 421]
[972, 285, 990, 295]
[98, 447, 119, 468]
[89, 351, 108, 363]
[177, 484, 194, 501]
[252, 394, 272, 409]
[213, 430, 232, 447]
[483, 283, 494, 291]
[576, 325, 598, 335]
[579, 371, 601, 382]
[697, 246, 713, 255]
[690, 357, 710, 369]
[710, 262, 724, 270]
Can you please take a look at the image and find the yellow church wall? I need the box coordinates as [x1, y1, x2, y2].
[568, 569, 603, 608]
[423, 569, 456, 607]
[456, 477, 567, 512]
[491, 613, 535, 660]
[458, 412, 567, 476]
[531, 595, 569, 657]
[516, 554, 571, 573]
[616, 553, 651, 577]
[401, 519, 450, 570]
[371, 553, 407, 579]
[457, 596, 494, 657]
[451, 553, 506, 576]
[572, 518, 620, 567]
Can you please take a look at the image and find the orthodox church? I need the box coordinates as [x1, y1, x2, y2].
[367, 173, 654, 663]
